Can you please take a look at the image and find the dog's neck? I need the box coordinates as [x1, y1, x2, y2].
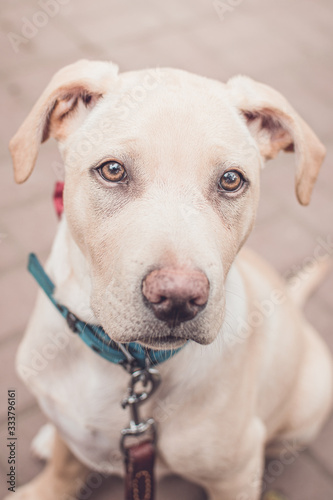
[46, 216, 97, 324]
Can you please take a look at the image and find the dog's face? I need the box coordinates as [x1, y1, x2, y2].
[63, 70, 261, 347]
[10, 61, 325, 348]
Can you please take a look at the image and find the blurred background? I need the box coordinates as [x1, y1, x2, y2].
[0, 0, 332, 498]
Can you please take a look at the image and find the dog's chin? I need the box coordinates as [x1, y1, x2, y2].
[100, 312, 219, 349]
[138, 335, 188, 350]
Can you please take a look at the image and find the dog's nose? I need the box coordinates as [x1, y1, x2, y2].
[142, 268, 209, 325]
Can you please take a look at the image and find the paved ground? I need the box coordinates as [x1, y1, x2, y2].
[0, 0, 332, 498]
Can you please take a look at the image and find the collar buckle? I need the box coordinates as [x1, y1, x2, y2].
[66, 311, 79, 333]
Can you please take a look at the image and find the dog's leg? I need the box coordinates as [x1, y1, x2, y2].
[204, 453, 264, 500]
[31, 423, 56, 461]
[204, 460, 264, 500]
[4, 431, 89, 500]
[206, 458, 264, 500]
[197, 419, 265, 500]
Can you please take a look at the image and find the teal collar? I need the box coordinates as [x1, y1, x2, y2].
[28, 253, 185, 369]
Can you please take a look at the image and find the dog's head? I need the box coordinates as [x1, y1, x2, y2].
[10, 60, 325, 348]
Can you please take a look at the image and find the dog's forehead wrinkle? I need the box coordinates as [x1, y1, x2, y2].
[100, 76, 237, 132]
[116, 66, 226, 99]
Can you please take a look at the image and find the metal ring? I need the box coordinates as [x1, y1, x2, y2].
[120, 419, 156, 455]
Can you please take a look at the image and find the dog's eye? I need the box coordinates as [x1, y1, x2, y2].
[97, 161, 127, 183]
[219, 170, 244, 192]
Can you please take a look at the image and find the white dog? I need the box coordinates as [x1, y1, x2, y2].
[6, 60, 333, 500]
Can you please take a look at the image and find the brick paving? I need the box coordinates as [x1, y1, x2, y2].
[0, 0, 332, 498]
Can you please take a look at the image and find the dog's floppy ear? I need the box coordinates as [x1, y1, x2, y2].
[10, 59, 119, 184]
[227, 76, 326, 205]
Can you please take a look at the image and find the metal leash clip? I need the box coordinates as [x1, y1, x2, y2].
[120, 364, 161, 455]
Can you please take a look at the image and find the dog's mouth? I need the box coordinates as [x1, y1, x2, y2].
[138, 335, 188, 350]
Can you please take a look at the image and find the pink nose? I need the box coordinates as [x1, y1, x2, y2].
[142, 268, 209, 326]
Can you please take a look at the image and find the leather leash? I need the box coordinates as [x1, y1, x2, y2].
[125, 440, 155, 500]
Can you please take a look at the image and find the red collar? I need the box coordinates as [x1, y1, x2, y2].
[53, 182, 64, 218]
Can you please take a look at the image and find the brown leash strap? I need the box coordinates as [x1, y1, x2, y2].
[125, 440, 156, 500]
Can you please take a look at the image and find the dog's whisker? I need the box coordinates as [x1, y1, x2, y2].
[224, 287, 247, 301]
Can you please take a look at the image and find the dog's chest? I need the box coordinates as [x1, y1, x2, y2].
[21, 337, 177, 476]
[44, 398, 126, 474]
[33, 355, 138, 473]
[22, 341, 225, 477]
